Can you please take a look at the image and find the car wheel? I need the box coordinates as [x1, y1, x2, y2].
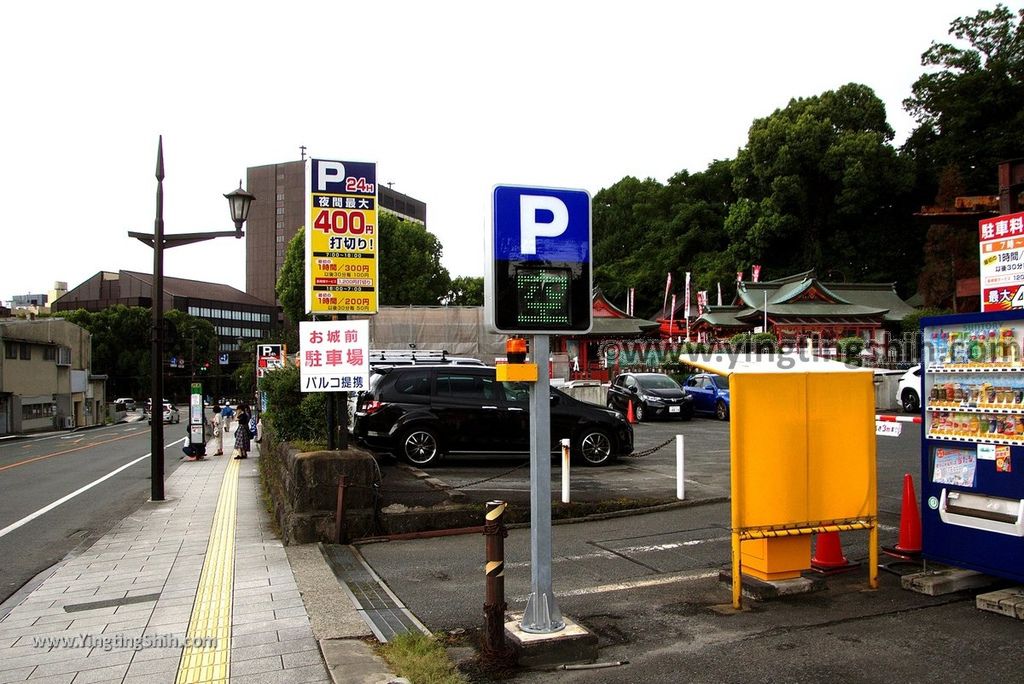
[399, 427, 442, 467]
[575, 428, 614, 467]
[901, 389, 920, 413]
[633, 403, 645, 422]
[715, 400, 729, 421]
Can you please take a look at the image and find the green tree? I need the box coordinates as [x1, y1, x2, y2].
[378, 213, 451, 304]
[276, 229, 306, 329]
[61, 306, 151, 399]
[726, 83, 915, 288]
[592, 161, 736, 317]
[443, 276, 484, 305]
[903, 4, 1024, 195]
[275, 214, 454, 319]
[59, 305, 216, 400]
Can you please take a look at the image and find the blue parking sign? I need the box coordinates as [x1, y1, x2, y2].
[486, 185, 592, 334]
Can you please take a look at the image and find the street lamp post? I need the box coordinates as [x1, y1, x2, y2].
[130, 136, 255, 502]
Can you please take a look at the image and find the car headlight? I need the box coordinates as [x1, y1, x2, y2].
[641, 394, 663, 404]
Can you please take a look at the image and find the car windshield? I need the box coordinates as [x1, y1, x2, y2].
[712, 376, 730, 389]
[637, 375, 679, 390]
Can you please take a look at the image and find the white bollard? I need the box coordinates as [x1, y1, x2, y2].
[676, 434, 685, 500]
[561, 438, 571, 503]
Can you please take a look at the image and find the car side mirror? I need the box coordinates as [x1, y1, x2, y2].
[629, 386, 638, 394]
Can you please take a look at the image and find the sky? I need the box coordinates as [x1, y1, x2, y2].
[0, 0, 992, 303]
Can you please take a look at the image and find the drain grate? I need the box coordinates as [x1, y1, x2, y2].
[321, 544, 429, 642]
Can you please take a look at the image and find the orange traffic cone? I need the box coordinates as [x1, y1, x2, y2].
[811, 531, 859, 574]
[626, 400, 637, 424]
[883, 473, 922, 559]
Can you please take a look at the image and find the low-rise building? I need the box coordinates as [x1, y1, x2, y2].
[0, 318, 105, 434]
[51, 270, 276, 353]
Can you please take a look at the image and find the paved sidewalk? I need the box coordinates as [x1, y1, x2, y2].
[0, 423, 372, 683]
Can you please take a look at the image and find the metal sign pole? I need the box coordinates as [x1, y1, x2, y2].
[521, 334, 564, 633]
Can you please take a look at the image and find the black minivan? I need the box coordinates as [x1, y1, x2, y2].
[352, 365, 633, 467]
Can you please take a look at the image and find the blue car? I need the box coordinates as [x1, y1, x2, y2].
[683, 373, 730, 420]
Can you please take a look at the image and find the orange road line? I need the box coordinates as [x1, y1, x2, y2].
[0, 432, 142, 473]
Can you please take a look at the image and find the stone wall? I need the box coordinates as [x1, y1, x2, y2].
[260, 437, 380, 544]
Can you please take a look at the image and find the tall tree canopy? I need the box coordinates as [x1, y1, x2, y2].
[725, 83, 914, 284]
[593, 161, 735, 316]
[378, 212, 452, 305]
[443, 276, 484, 305]
[904, 4, 1024, 195]
[59, 305, 217, 399]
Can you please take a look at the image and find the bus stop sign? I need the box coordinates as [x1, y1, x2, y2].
[486, 185, 592, 334]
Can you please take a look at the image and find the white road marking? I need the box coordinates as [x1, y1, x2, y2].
[512, 568, 719, 601]
[505, 536, 732, 569]
[0, 438, 185, 540]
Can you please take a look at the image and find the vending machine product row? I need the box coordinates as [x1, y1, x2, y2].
[920, 311, 1024, 582]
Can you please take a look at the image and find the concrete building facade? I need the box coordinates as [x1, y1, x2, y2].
[0, 318, 105, 434]
[51, 271, 276, 353]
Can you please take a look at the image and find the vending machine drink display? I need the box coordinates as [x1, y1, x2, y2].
[920, 311, 1024, 582]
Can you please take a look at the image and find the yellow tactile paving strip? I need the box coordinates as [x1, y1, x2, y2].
[176, 458, 240, 683]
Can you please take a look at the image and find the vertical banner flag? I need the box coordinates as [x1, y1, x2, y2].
[662, 273, 672, 318]
[697, 290, 707, 317]
[717, 282, 723, 306]
[669, 294, 676, 340]
[752, 264, 762, 283]
[629, 288, 635, 317]
[684, 272, 691, 319]
[305, 159, 379, 315]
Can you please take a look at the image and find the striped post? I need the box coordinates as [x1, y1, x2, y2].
[483, 500, 509, 657]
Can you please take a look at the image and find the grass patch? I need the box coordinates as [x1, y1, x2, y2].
[378, 632, 466, 684]
[292, 438, 327, 452]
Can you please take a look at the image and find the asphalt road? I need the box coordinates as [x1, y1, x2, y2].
[0, 417, 189, 609]
[358, 418, 1024, 682]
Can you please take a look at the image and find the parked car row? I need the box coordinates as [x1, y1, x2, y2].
[352, 365, 633, 467]
[606, 372, 731, 422]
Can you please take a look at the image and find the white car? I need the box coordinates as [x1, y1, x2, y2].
[148, 402, 181, 424]
[114, 397, 136, 411]
[898, 365, 921, 413]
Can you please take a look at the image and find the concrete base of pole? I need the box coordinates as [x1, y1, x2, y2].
[504, 614, 598, 669]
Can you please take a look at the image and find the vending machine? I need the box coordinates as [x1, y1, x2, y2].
[920, 311, 1024, 582]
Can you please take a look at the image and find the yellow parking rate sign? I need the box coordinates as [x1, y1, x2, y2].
[305, 158, 379, 315]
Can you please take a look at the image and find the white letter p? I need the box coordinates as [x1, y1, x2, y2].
[520, 195, 568, 255]
[317, 161, 345, 191]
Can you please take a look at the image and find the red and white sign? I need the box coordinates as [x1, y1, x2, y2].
[298, 320, 369, 392]
[980, 211, 1024, 311]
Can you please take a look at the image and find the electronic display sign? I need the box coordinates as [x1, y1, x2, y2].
[486, 185, 592, 334]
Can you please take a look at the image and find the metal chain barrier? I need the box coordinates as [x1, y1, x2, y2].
[627, 436, 675, 458]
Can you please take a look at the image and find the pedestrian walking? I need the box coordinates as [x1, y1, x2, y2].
[219, 403, 234, 456]
[233, 403, 252, 459]
[210, 401, 223, 455]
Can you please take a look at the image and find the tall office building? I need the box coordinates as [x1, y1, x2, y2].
[245, 160, 427, 308]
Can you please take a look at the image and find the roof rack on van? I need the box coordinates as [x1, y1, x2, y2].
[369, 349, 450, 364]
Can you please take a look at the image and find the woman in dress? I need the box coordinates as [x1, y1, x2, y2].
[233, 403, 251, 459]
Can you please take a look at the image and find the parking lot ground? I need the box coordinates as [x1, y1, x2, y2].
[356, 422, 1024, 682]
[371, 417, 734, 515]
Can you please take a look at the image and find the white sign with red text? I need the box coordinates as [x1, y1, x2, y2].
[298, 320, 369, 392]
[980, 211, 1024, 311]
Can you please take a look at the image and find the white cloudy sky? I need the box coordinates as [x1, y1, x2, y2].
[0, 0, 989, 302]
